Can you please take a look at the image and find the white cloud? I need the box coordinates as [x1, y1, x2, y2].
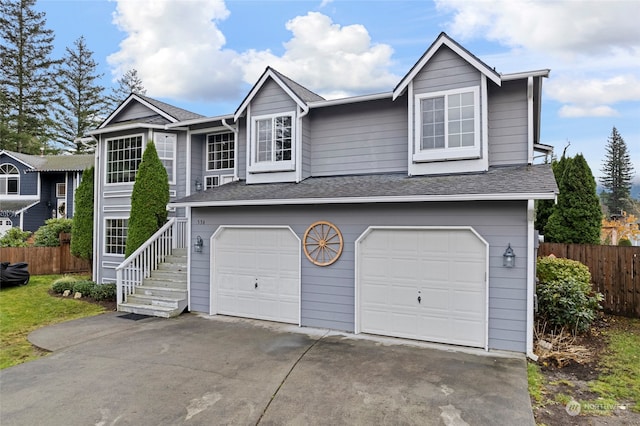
[558, 105, 617, 118]
[107, 0, 244, 101]
[547, 75, 640, 107]
[239, 12, 398, 98]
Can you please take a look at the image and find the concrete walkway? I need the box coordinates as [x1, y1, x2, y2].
[0, 312, 535, 425]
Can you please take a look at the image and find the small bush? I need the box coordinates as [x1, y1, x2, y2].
[51, 275, 82, 294]
[536, 256, 602, 334]
[0, 227, 32, 247]
[90, 283, 116, 301]
[71, 280, 96, 297]
[618, 238, 632, 246]
[33, 218, 73, 247]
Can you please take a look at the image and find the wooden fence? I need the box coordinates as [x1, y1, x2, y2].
[538, 243, 640, 317]
[0, 234, 91, 275]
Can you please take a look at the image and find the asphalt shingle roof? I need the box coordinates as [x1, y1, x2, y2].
[138, 95, 205, 122]
[0, 200, 38, 213]
[174, 164, 557, 206]
[1, 150, 93, 172]
[270, 68, 325, 103]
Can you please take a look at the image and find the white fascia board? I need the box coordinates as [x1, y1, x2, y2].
[165, 114, 234, 128]
[98, 94, 178, 129]
[393, 34, 502, 100]
[0, 150, 36, 169]
[16, 200, 40, 215]
[234, 68, 308, 121]
[171, 192, 557, 208]
[307, 92, 392, 108]
[88, 123, 166, 136]
[501, 69, 550, 81]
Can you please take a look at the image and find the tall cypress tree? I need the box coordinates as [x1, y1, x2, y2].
[536, 152, 571, 234]
[71, 166, 94, 271]
[545, 154, 602, 244]
[125, 142, 169, 258]
[54, 36, 107, 153]
[600, 127, 634, 215]
[0, 0, 59, 154]
[107, 68, 146, 110]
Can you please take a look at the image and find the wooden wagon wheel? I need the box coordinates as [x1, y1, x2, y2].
[303, 221, 343, 266]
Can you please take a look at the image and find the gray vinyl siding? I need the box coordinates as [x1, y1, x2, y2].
[301, 115, 312, 179]
[237, 119, 247, 179]
[112, 102, 169, 124]
[488, 80, 529, 166]
[189, 200, 528, 352]
[412, 46, 481, 94]
[309, 98, 408, 176]
[250, 79, 297, 116]
[66, 173, 74, 217]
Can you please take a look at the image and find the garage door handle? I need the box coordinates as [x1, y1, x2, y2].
[417, 296, 421, 304]
[254, 282, 258, 289]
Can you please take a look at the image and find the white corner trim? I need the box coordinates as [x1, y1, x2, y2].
[526, 200, 538, 360]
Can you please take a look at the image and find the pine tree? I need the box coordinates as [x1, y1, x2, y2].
[600, 127, 635, 215]
[535, 149, 571, 234]
[107, 68, 146, 111]
[0, 0, 59, 154]
[53, 36, 107, 153]
[125, 142, 169, 258]
[545, 154, 602, 244]
[71, 166, 94, 271]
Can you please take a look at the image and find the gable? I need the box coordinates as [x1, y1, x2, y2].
[109, 101, 172, 126]
[251, 79, 298, 116]
[412, 46, 481, 94]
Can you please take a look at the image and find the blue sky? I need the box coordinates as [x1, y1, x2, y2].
[37, 0, 639, 183]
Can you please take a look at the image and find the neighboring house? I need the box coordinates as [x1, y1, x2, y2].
[0, 150, 94, 236]
[90, 33, 558, 355]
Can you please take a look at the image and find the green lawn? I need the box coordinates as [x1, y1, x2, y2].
[0, 275, 105, 369]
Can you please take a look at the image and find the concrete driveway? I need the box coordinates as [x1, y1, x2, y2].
[0, 313, 535, 425]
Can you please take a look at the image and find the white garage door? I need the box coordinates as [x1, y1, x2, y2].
[211, 227, 300, 324]
[357, 227, 487, 348]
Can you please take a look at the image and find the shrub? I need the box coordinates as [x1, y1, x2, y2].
[51, 275, 82, 294]
[71, 166, 94, 265]
[71, 280, 96, 297]
[0, 227, 32, 247]
[536, 256, 603, 334]
[618, 238, 632, 246]
[33, 218, 73, 247]
[90, 283, 116, 301]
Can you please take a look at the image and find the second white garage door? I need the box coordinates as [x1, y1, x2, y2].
[211, 227, 300, 324]
[356, 227, 488, 348]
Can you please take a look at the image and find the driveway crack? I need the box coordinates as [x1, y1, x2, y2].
[255, 330, 329, 425]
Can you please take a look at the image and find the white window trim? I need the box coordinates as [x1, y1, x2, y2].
[56, 182, 66, 198]
[413, 86, 481, 163]
[206, 131, 235, 172]
[248, 111, 296, 173]
[154, 132, 177, 185]
[205, 174, 234, 189]
[104, 133, 145, 186]
[103, 217, 129, 257]
[0, 163, 20, 195]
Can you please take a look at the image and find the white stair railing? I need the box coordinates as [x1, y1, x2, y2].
[116, 217, 188, 305]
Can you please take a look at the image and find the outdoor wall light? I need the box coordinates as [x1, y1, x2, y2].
[195, 178, 203, 192]
[194, 236, 204, 253]
[503, 243, 516, 268]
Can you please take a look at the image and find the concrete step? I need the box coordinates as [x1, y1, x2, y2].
[157, 262, 187, 272]
[135, 285, 187, 299]
[118, 301, 186, 318]
[172, 248, 187, 257]
[126, 293, 185, 309]
[151, 269, 187, 280]
[142, 277, 187, 289]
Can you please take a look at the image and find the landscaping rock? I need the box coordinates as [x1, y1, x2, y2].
[74, 292, 82, 299]
[63, 290, 71, 297]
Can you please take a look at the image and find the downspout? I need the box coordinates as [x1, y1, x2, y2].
[526, 199, 538, 361]
[92, 135, 101, 283]
[221, 118, 238, 181]
[296, 105, 310, 183]
[527, 76, 534, 165]
[186, 129, 192, 196]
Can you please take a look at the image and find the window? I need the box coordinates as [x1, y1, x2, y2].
[205, 176, 219, 189]
[56, 182, 66, 198]
[414, 87, 480, 162]
[106, 135, 143, 184]
[105, 218, 128, 255]
[249, 112, 295, 172]
[207, 132, 234, 170]
[0, 164, 19, 195]
[155, 133, 176, 183]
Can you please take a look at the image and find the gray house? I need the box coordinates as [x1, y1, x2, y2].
[0, 150, 94, 235]
[90, 33, 557, 356]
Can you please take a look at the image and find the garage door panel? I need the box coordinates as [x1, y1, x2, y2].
[213, 227, 300, 324]
[359, 228, 487, 348]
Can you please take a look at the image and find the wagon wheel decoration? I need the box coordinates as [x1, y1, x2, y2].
[303, 221, 343, 266]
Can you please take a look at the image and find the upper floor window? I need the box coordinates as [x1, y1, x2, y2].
[155, 133, 176, 184]
[106, 135, 143, 184]
[0, 163, 19, 195]
[414, 87, 480, 162]
[207, 132, 234, 170]
[249, 112, 295, 173]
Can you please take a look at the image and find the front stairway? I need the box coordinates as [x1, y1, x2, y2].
[118, 248, 188, 318]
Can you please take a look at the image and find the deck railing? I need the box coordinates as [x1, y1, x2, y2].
[116, 217, 188, 305]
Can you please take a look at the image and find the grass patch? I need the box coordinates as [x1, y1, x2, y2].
[589, 317, 640, 412]
[0, 275, 105, 369]
[528, 362, 547, 408]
